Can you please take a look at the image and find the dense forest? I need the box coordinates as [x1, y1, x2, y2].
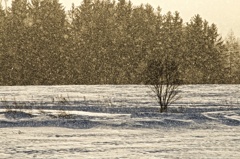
[0, 0, 240, 85]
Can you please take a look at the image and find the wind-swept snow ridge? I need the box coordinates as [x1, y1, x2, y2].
[0, 85, 240, 128]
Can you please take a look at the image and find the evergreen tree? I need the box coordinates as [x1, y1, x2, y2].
[27, 0, 69, 84]
[0, 0, 69, 85]
[185, 15, 225, 83]
[129, 4, 158, 83]
[156, 11, 185, 82]
[0, 0, 29, 85]
[225, 30, 240, 83]
[70, 0, 98, 84]
[0, 0, 230, 85]
[27, 0, 68, 84]
[0, 5, 7, 84]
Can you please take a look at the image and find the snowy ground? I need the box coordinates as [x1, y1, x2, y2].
[0, 85, 240, 158]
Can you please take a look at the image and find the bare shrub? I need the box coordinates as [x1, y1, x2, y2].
[145, 59, 181, 113]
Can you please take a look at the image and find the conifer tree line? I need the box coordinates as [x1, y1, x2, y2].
[0, 0, 239, 85]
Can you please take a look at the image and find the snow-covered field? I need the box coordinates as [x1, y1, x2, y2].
[0, 85, 240, 158]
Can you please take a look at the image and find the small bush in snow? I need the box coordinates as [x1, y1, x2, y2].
[145, 59, 181, 113]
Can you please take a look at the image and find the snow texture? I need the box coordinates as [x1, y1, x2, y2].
[0, 85, 240, 158]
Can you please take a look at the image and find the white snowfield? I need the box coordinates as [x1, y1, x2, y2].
[0, 85, 240, 159]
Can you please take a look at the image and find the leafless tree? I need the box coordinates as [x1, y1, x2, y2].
[145, 59, 181, 113]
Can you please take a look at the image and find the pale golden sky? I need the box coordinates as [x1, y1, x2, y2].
[59, 0, 240, 39]
[1, 0, 239, 38]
